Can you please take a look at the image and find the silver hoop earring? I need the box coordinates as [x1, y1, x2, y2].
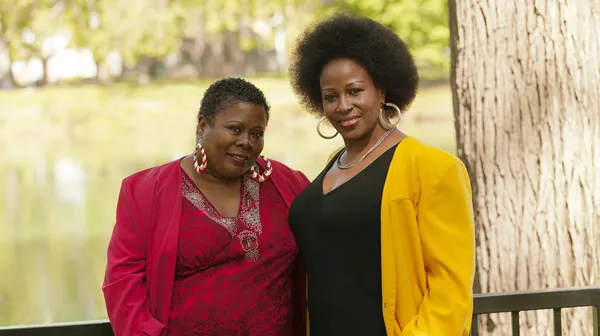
[379, 102, 402, 130]
[316, 116, 338, 139]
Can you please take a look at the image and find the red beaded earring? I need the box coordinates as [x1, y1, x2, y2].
[248, 155, 273, 183]
[193, 142, 208, 175]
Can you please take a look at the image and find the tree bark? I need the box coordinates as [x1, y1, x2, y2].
[449, 0, 600, 335]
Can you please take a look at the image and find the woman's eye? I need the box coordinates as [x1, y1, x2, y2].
[324, 94, 336, 102]
[349, 88, 362, 95]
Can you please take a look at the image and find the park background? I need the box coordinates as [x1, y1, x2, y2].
[1, 0, 598, 335]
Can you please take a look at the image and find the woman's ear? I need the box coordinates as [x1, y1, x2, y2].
[379, 87, 386, 103]
[196, 115, 208, 142]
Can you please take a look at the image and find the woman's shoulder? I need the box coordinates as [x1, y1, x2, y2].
[399, 137, 459, 166]
[392, 136, 468, 184]
[121, 157, 182, 191]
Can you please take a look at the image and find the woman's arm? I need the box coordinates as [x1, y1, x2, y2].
[403, 159, 476, 335]
[102, 179, 165, 336]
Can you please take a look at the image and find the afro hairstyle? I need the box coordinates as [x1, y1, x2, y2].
[289, 13, 419, 117]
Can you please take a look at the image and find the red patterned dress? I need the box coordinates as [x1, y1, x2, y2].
[166, 169, 298, 335]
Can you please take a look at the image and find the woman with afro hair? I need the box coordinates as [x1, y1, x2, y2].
[288, 13, 475, 335]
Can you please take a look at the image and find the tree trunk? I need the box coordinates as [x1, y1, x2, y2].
[41, 57, 50, 85]
[0, 37, 23, 88]
[449, 0, 600, 335]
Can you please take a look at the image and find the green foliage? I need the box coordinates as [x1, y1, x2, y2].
[0, 0, 449, 81]
[0, 0, 36, 60]
[65, 0, 185, 66]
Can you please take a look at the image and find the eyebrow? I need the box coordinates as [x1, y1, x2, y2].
[346, 80, 365, 86]
[322, 80, 365, 91]
[226, 120, 265, 129]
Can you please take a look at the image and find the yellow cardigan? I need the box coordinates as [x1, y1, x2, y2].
[322, 136, 475, 335]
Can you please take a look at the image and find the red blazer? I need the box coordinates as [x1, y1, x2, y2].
[102, 157, 309, 336]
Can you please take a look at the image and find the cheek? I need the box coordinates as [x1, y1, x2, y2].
[323, 105, 337, 119]
[251, 138, 264, 154]
[322, 100, 336, 113]
[356, 94, 376, 108]
[205, 133, 233, 153]
[202, 140, 221, 159]
[359, 99, 380, 119]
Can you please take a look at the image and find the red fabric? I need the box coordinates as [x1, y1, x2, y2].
[167, 172, 297, 335]
[102, 157, 309, 336]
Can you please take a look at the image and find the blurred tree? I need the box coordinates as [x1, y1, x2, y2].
[0, 0, 70, 85]
[1, 0, 451, 84]
[64, 0, 115, 81]
[26, 0, 67, 85]
[0, 0, 38, 86]
[66, 0, 184, 82]
[174, 0, 318, 77]
[450, 0, 600, 335]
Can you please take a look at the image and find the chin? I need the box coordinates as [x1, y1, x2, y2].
[222, 156, 255, 178]
[339, 126, 370, 142]
[215, 165, 242, 180]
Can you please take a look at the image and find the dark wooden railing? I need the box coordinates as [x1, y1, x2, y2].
[0, 287, 598, 335]
[471, 286, 600, 336]
[0, 320, 112, 335]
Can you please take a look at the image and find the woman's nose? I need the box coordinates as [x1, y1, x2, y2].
[337, 95, 353, 113]
[237, 134, 253, 149]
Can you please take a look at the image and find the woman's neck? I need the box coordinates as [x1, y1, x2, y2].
[183, 155, 242, 188]
[343, 125, 389, 160]
[200, 170, 242, 187]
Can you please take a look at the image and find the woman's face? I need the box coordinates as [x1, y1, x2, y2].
[319, 58, 385, 141]
[197, 102, 266, 179]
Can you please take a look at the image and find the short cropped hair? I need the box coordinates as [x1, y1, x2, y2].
[198, 77, 270, 124]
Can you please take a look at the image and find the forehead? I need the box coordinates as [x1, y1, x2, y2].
[319, 58, 371, 88]
[215, 101, 267, 125]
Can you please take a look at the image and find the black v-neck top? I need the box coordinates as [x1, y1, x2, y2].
[288, 144, 398, 336]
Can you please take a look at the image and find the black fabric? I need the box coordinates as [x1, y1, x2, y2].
[289, 144, 398, 336]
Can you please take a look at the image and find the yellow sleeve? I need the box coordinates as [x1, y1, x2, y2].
[402, 159, 475, 335]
